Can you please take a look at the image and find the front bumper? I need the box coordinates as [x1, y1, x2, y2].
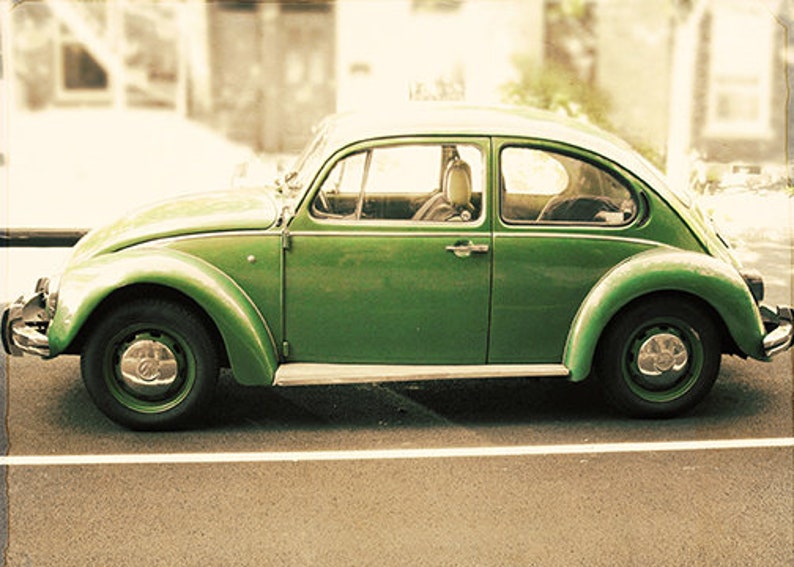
[2, 286, 53, 358]
[760, 305, 793, 358]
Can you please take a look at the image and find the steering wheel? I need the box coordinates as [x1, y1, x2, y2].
[537, 195, 619, 222]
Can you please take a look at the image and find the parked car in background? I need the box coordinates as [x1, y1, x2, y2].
[3, 105, 792, 429]
[716, 163, 788, 193]
[689, 157, 789, 196]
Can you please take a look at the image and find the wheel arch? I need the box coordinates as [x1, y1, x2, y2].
[563, 249, 766, 381]
[49, 248, 280, 386]
[595, 290, 733, 359]
[65, 284, 227, 363]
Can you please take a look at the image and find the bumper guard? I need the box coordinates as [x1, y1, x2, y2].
[760, 305, 793, 358]
[1, 291, 52, 358]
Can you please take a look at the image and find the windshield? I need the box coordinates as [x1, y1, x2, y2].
[290, 121, 331, 194]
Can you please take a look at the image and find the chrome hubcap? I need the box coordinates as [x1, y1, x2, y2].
[636, 332, 689, 387]
[118, 339, 179, 398]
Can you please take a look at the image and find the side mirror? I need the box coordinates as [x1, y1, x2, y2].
[277, 204, 295, 228]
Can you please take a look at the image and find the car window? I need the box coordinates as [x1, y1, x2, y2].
[311, 143, 483, 222]
[501, 146, 637, 225]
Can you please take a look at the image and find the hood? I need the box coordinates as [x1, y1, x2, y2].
[71, 188, 279, 263]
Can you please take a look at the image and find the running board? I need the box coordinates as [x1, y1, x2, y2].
[273, 363, 570, 387]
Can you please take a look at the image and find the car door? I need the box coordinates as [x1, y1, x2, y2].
[283, 137, 492, 365]
[489, 139, 653, 364]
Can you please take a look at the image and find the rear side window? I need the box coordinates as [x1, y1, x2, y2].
[500, 147, 637, 225]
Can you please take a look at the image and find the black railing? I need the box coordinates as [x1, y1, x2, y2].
[1, 229, 88, 248]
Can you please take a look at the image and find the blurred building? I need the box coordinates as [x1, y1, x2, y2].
[206, 0, 542, 152]
[6, 0, 791, 181]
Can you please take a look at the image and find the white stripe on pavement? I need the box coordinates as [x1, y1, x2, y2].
[1, 437, 792, 467]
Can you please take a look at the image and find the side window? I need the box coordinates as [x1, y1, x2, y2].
[500, 147, 637, 225]
[312, 143, 483, 222]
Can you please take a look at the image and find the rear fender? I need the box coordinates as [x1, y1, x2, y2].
[563, 249, 766, 381]
[48, 248, 279, 386]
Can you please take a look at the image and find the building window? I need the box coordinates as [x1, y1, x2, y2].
[280, 1, 333, 14]
[705, 3, 774, 139]
[54, 2, 112, 102]
[62, 43, 107, 90]
[411, 0, 463, 13]
[219, 1, 258, 11]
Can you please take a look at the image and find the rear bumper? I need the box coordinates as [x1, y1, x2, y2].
[760, 305, 793, 358]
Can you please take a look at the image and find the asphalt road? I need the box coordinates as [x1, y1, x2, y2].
[1, 348, 792, 566]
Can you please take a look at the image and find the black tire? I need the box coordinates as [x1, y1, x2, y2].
[81, 298, 219, 430]
[596, 298, 721, 418]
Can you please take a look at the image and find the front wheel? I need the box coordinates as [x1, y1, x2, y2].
[596, 298, 721, 418]
[81, 298, 219, 430]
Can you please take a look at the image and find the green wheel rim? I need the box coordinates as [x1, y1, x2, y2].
[621, 316, 704, 404]
[103, 326, 197, 414]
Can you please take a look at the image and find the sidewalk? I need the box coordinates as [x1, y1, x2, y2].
[2, 108, 260, 230]
[1, 108, 283, 297]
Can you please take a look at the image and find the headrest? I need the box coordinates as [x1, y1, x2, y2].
[444, 160, 472, 207]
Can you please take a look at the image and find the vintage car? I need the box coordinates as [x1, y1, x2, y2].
[3, 105, 792, 430]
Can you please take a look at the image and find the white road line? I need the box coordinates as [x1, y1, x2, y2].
[1, 437, 792, 467]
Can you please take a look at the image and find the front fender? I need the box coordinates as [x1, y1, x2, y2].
[48, 248, 279, 386]
[563, 248, 766, 381]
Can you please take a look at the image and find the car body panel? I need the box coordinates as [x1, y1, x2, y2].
[488, 233, 656, 363]
[563, 248, 767, 381]
[486, 135, 718, 365]
[284, 135, 493, 364]
[48, 247, 280, 385]
[284, 230, 492, 363]
[163, 232, 285, 354]
[70, 188, 279, 264]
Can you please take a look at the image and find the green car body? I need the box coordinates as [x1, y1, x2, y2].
[3, 105, 791, 429]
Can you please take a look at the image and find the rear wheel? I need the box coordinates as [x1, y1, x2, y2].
[81, 298, 219, 430]
[596, 298, 721, 418]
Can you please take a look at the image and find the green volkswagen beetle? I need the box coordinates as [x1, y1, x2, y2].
[3, 105, 792, 429]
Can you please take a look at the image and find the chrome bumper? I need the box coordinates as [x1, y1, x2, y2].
[1, 288, 52, 358]
[761, 305, 793, 358]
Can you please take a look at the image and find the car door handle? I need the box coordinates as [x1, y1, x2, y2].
[445, 241, 490, 258]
